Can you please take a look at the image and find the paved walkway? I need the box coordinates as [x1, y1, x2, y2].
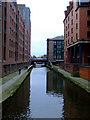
[0, 65, 33, 103]
[52, 65, 90, 92]
[0, 69, 27, 94]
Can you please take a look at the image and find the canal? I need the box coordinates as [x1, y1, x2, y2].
[2, 67, 90, 119]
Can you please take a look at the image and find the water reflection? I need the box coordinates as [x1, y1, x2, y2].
[47, 70, 90, 118]
[2, 75, 30, 119]
[63, 79, 90, 118]
[2, 67, 90, 119]
[30, 68, 64, 118]
[47, 71, 64, 95]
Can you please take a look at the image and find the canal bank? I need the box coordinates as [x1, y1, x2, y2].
[2, 67, 90, 119]
[47, 65, 90, 93]
[0, 65, 33, 103]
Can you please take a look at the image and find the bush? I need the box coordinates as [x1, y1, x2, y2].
[71, 71, 80, 77]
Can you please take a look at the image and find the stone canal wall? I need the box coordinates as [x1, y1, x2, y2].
[47, 65, 90, 93]
[0, 65, 33, 103]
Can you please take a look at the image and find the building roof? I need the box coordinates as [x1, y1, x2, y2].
[47, 35, 64, 41]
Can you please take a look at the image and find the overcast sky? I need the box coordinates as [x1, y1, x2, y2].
[17, 0, 70, 57]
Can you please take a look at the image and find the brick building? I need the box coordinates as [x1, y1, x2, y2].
[0, 1, 31, 77]
[18, 4, 31, 62]
[63, 0, 90, 80]
[64, 0, 90, 64]
[0, 2, 2, 77]
[47, 36, 64, 64]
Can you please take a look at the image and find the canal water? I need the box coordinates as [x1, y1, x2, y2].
[2, 67, 90, 119]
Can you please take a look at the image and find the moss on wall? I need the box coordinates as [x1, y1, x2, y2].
[1, 68, 33, 103]
[47, 65, 90, 94]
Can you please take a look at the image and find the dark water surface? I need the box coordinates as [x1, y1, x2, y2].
[2, 67, 90, 119]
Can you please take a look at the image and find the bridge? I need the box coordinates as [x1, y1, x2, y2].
[31, 58, 47, 64]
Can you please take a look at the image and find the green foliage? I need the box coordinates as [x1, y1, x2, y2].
[71, 71, 80, 77]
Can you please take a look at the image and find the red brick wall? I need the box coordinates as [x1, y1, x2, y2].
[79, 66, 90, 81]
[79, 7, 90, 40]
[60, 63, 79, 73]
[1, 3, 31, 77]
[2, 2, 16, 65]
[64, 64, 79, 73]
[64, 1, 90, 64]
[48, 40, 53, 61]
[17, 5, 23, 63]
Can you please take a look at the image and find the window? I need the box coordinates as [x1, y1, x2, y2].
[62, 54, 64, 59]
[12, 19, 13, 26]
[71, 19, 73, 25]
[76, 13, 78, 19]
[76, 33, 78, 40]
[10, 5, 12, 12]
[68, 16, 69, 21]
[71, 28, 73, 33]
[71, 11, 73, 16]
[9, 27, 11, 34]
[76, 23, 78, 29]
[9, 50, 13, 58]
[71, 37, 73, 42]
[68, 39, 69, 44]
[57, 45, 61, 49]
[62, 42, 64, 48]
[3, 66, 7, 74]
[57, 50, 61, 53]
[66, 26, 67, 31]
[10, 16, 11, 24]
[87, 21, 90, 27]
[53, 56, 56, 59]
[57, 41, 61, 45]
[87, 31, 90, 38]
[12, 30, 13, 36]
[87, 10, 90, 16]
[68, 32, 69, 36]
[68, 24, 69, 29]
[18, 11, 19, 15]
[53, 41, 56, 45]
